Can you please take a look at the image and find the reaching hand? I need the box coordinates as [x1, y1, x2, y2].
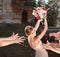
[11, 33, 20, 40]
[46, 40, 60, 48]
[43, 40, 51, 50]
[15, 36, 25, 44]
[44, 41, 52, 50]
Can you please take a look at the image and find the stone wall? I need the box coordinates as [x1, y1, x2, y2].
[0, 0, 33, 24]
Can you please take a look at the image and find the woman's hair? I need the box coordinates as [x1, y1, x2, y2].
[24, 26, 33, 36]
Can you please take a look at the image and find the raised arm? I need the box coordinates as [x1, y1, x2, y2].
[32, 9, 41, 31]
[36, 17, 48, 42]
[34, 20, 41, 31]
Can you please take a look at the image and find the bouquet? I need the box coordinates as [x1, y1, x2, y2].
[32, 7, 48, 21]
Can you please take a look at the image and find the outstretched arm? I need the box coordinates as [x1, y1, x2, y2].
[34, 20, 41, 31]
[43, 41, 60, 54]
[0, 33, 19, 41]
[0, 36, 25, 47]
[49, 46, 60, 54]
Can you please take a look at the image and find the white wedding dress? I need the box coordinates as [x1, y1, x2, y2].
[28, 37, 48, 57]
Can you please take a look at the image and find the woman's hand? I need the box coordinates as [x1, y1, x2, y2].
[10, 33, 19, 40]
[43, 40, 53, 50]
[15, 36, 25, 44]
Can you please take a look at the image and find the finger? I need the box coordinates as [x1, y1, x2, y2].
[18, 38, 25, 41]
[18, 42, 21, 44]
[20, 36, 25, 38]
[47, 40, 49, 43]
[11, 32, 15, 36]
[15, 33, 18, 36]
[20, 37, 25, 39]
[16, 40, 24, 44]
[18, 36, 25, 39]
[12, 32, 15, 35]
[16, 36, 20, 38]
[19, 40, 24, 43]
[20, 38, 25, 41]
[47, 40, 48, 43]
[16, 42, 21, 44]
[14, 33, 19, 38]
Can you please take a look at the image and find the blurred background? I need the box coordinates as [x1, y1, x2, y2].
[0, 0, 60, 57]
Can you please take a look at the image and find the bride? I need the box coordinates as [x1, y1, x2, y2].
[24, 6, 60, 57]
[24, 15, 48, 57]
